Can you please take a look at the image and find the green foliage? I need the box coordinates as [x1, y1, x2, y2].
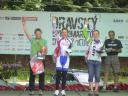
[1, 0, 44, 11]
[1, 0, 128, 12]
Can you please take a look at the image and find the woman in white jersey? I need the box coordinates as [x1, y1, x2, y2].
[53, 27, 72, 96]
[85, 30, 103, 96]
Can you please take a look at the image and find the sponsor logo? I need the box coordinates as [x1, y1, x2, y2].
[17, 48, 24, 51]
[113, 19, 124, 23]
[25, 48, 30, 51]
[5, 16, 21, 20]
[4, 16, 37, 21]
[118, 36, 124, 39]
[18, 34, 24, 36]
[24, 17, 38, 21]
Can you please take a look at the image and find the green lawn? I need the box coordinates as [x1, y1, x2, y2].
[0, 91, 127, 96]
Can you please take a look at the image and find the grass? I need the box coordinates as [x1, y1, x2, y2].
[0, 57, 128, 85]
[3, 66, 128, 85]
[0, 91, 128, 96]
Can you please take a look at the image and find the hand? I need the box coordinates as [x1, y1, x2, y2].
[22, 17, 26, 30]
[111, 48, 117, 52]
[65, 48, 72, 53]
[22, 17, 32, 40]
[84, 19, 89, 25]
[96, 50, 103, 54]
[52, 16, 57, 23]
[22, 16, 25, 22]
[83, 20, 89, 28]
[41, 47, 47, 55]
[106, 48, 117, 52]
[106, 48, 112, 52]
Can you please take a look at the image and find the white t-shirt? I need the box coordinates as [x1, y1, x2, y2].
[86, 39, 103, 62]
[59, 38, 72, 56]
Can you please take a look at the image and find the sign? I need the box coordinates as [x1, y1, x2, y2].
[0, 10, 128, 57]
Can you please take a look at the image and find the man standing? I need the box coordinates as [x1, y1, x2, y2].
[103, 30, 123, 92]
[22, 17, 47, 95]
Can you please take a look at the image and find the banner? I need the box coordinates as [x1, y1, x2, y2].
[0, 10, 128, 57]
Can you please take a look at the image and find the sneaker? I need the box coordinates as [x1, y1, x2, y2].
[54, 90, 59, 96]
[88, 91, 93, 96]
[29, 90, 34, 95]
[102, 86, 107, 92]
[95, 93, 99, 96]
[94, 91, 99, 96]
[39, 90, 44, 95]
[61, 90, 66, 96]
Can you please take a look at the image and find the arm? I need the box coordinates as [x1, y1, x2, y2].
[115, 40, 123, 53]
[52, 16, 61, 41]
[22, 17, 32, 41]
[41, 40, 48, 55]
[44, 40, 48, 55]
[115, 48, 122, 53]
[104, 40, 112, 53]
[85, 45, 90, 61]
[106, 47, 122, 53]
[96, 41, 105, 55]
[82, 20, 92, 44]
[82, 21, 89, 39]
[111, 48, 122, 53]
[110, 40, 123, 53]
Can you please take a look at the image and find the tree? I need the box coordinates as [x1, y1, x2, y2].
[0, 0, 44, 11]
[0, 0, 128, 12]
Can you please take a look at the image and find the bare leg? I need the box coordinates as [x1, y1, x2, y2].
[89, 82, 94, 92]
[104, 72, 109, 89]
[114, 73, 119, 88]
[95, 83, 99, 92]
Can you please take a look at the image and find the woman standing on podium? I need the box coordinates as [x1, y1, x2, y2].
[22, 17, 47, 95]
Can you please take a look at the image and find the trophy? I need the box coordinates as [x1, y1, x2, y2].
[37, 47, 47, 60]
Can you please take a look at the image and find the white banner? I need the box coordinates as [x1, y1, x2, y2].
[0, 10, 128, 57]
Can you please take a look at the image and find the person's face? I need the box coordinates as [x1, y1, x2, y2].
[93, 31, 99, 39]
[35, 31, 42, 39]
[62, 29, 68, 38]
[108, 32, 115, 39]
